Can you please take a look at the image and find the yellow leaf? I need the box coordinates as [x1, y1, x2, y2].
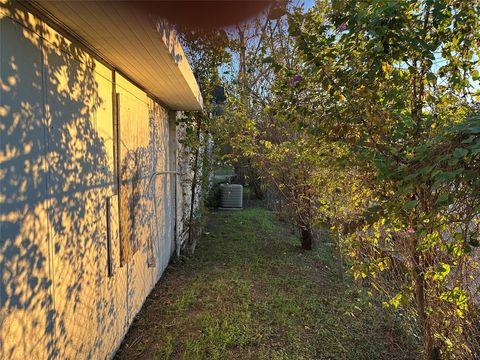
[381, 62, 391, 73]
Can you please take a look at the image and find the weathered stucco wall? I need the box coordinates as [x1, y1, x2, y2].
[0, 4, 180, 359]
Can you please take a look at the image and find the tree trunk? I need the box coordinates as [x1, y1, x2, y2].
[301, 227, 313, 250]
[335, 227, 345, 284]
[233, 161, 246, 185]
[187, 118, 202, 252]
[413, 259, 440, 360]
[247, 165, 264, 199]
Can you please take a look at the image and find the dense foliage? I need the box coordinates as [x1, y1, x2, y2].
[177, 27, 231, 251]
[286, 1, 480, 358]
[210, 0, 480, 358]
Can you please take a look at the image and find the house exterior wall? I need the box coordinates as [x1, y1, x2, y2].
[0, 5, 184, 359]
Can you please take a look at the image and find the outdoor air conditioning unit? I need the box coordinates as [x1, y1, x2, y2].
[220, 184, 243, 209]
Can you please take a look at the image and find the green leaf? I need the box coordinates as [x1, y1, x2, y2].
[417, 232, 440, 252]
[432, 180, 443, 191]
[364, 205, 383, 224]
[433, 263, 451, 281]
[436, 193, 452, 207]
[389, 293, 407, 309]
[434, 170, 462, 182]
[462, 135, 477, 144]
[403, 200, 418, 210]
[453, 148, 468, 158]
[469, 238, 480, 247]
[262, 56, 274, 64]
[426, 72, 437, 83]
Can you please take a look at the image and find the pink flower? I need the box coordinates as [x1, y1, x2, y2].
[288, 74, 303, 87]
[338, 23, 347, 32]
[406, 227, 415, 235]
[293, 74, 303, 82]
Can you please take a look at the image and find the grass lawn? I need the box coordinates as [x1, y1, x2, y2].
[115, 205, 419, 360]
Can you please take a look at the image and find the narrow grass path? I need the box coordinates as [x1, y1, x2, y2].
[115, 206, 418, 360]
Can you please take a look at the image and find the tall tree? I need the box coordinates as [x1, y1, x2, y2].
[177, 27, 231, 251]
[289, 0, 480, 358]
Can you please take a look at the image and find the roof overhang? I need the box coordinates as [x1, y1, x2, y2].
[29, 1, 203, 111]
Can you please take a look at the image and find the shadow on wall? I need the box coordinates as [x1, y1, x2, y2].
[0, 4, 169, 359]
[0, 6, 109, 358]
[119, 106, 167, 264]
[153, 18, 183, 65]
